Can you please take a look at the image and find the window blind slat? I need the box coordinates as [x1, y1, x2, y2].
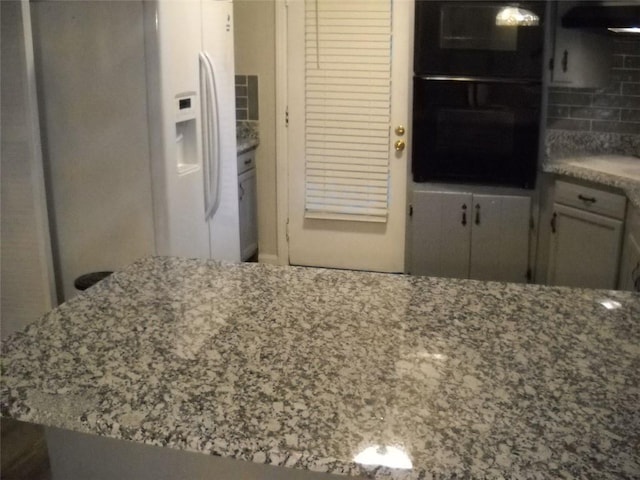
[304, 0, 391, 221]
[307, 114, 390, 124]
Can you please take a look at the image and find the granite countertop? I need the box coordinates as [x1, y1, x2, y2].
[2, 256, 639, 479]
[543, 154, 640, 209]
[237, 120, 259, 154]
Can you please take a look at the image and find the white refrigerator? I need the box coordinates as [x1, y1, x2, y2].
[144, 0, 242, 262]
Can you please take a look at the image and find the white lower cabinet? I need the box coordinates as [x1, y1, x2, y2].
[618, 204, 640, 292]
[238, 150, 258, 261]
[410, 190, 531, 283]
[547, 180, 625, 289]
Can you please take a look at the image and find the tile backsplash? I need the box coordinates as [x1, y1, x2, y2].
[235, 74, 259, 121]
[546, 37, 640, 159]
[547, 38, 640, 136]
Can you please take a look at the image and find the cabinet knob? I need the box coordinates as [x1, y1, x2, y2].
[394, 140, 406, 151]
[395, 125, 405, 136]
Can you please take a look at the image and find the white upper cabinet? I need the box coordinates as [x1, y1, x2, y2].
[549, 1, 613, 88]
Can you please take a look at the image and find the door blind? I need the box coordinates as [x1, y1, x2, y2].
[304, 0, 392, 222]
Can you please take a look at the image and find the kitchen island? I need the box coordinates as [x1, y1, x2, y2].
[1, 256, 639, 479]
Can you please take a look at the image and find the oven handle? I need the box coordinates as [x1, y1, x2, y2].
[417, 75, 542, 85]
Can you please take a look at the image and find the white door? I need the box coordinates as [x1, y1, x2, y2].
[286, 0, 412, 272]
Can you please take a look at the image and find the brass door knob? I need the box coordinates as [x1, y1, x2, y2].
[394, 140, 406, 151]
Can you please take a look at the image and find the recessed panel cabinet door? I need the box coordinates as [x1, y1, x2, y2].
[410, 191, 471, 279]
[238, 168, 258, 261]
[550, 1, 612, 88]
[548, 203, 623, 289]
[618, 233, 640, 292]
[470, 195, 531, 283]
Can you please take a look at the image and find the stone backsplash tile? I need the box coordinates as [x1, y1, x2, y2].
[570, 107, 619, 121]
[623, 84, 640, 96]
[622, 109, 640, 122]
[592, 121, 640, 135]
[548, 91, 592, 106]
[546, 118, 591, 131]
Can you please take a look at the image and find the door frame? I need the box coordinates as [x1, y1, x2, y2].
[275, 0, 289, 266]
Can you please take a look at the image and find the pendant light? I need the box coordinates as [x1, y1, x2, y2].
[495, 5, 540, 26]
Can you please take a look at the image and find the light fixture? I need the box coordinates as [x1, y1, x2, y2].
[496, 6, 540, 26]
[608, 27, 640, 34]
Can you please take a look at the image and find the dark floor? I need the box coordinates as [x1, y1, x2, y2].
[1, 418, 52, 480]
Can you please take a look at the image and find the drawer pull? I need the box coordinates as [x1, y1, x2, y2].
[551, 212, 557, 234]
[578, 194, 596, 203]
[475, 204, 481, 225]
[244, 159, 252, 165]
[461, 203, 467, 226]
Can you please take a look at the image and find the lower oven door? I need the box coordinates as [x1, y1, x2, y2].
[411, 77, 541, 189]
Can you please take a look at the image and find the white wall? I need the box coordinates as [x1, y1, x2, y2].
[30, 1, 156, 300]
[1, 0, 56, 338]
[234, 0, 279, 263]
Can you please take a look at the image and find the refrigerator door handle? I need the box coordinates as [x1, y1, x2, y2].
[199, 53, 211, 217]
[199, 51, 221, 221]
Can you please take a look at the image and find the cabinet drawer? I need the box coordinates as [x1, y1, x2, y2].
[237, 150, 255, 174]
[555, 180, 626, 220]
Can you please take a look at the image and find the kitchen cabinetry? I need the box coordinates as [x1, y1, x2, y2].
[549, 1, 612, 88]
[238, 149, 257, 261]
[619, 203, 640, 292]
[547, 180, 625, 289]
[410, 190, 531, 283]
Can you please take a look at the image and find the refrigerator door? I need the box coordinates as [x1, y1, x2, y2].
[146, 0, 211, 259]
[201, 0, 241, 262]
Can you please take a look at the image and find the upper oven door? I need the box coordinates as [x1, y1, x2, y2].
[414, 1, 545, 79]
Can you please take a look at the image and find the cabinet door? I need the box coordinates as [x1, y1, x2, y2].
[550, 1, 612, 88]
[618, 233, 640, 292]
[470, 195, 531, 283]
[410, 191, 471, 278]
[548, 203, 623, 289]
[238, 168, 258, 261]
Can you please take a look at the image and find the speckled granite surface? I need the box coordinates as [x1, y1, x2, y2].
[2, 256, 639, 479]
[545, 131, 640, 160]
[544, 130, 640, 208]
[237, 120, 259, 154]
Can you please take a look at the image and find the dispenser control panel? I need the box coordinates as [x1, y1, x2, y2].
[175, 93, 196, 121]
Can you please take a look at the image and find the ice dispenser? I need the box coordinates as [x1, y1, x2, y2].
[175, 93, 198, 175]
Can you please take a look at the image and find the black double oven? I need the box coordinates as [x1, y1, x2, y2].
[412, 1, 545, 189]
